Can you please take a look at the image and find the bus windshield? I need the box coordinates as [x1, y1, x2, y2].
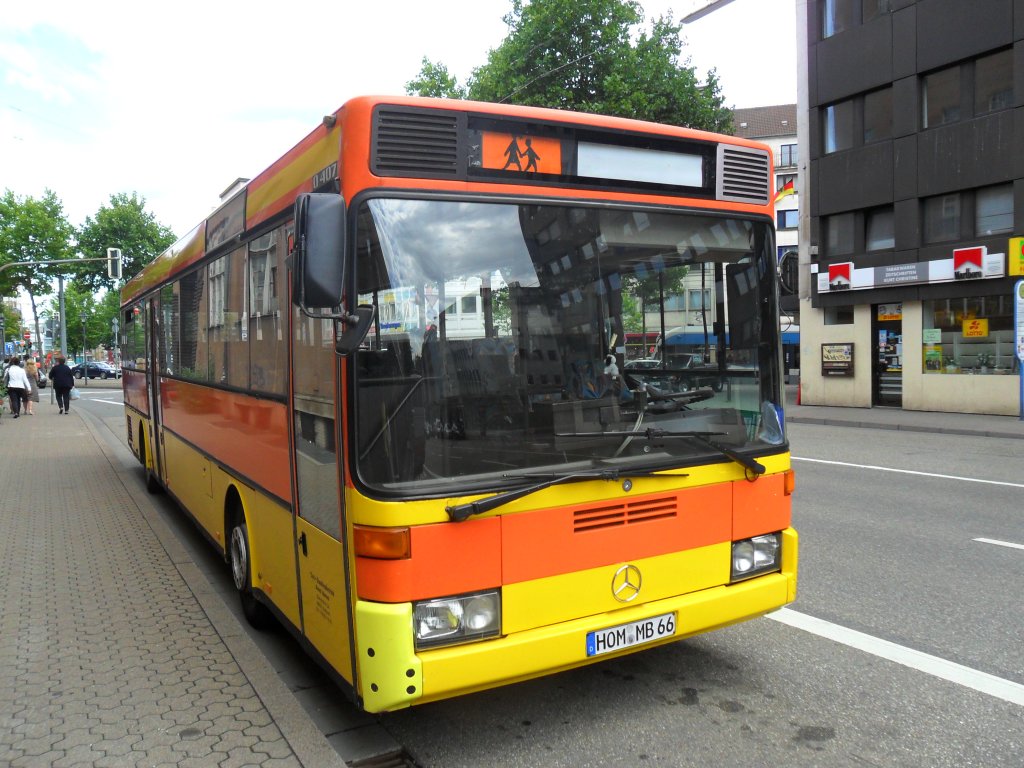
[354, 197, 784, 495]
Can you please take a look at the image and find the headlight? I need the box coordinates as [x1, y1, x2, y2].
[413, 590, 501, 649]
[731, 533, 781, 582]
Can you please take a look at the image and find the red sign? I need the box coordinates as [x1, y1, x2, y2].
[827, 262, 852, 290]
[953, 246, 985, 275]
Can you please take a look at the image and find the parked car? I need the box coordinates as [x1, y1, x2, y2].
[71, 361, 121, 380]
[624, 358, 663, 371]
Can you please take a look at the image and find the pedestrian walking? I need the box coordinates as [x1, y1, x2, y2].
[24, 357, 40, 415]
[4, 358, 32, 418]
[49, 355, 76, 415]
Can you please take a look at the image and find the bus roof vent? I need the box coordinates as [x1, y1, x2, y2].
[716, 145, 770, 205]
[372, 107, 462, 178]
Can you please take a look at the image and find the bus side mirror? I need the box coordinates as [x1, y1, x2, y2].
[292, 193, 346, 313]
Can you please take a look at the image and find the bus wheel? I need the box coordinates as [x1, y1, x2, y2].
[139, 432, 161, 494]
[229, 520, 273, 629]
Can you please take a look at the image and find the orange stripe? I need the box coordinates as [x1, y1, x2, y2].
[355, 517, 501, 602]
[159, 379, 291, 502]
[355, 475, 791, 603]
[501, 484, 732, 584]
[732, 473, 790, 539]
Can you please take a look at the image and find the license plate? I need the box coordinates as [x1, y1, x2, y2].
[586, 612, 676, 657]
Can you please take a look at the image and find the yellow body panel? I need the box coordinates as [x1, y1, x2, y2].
[162, 430, 216, 532]
[355, 600, 421, 712]
[297, 520, 353, 682]
[503, 542, 730, 634]
[349, 453, 793, 527]
[353, 528, 798, 712]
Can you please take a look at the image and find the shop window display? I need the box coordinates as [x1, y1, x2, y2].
[922, 298, 1019, 375]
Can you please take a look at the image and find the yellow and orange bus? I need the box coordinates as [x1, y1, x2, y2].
[120, 95, 796, 713]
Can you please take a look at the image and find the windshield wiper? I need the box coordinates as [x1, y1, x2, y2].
[445, 467, 682, 522]
[557, 428, 766, 476]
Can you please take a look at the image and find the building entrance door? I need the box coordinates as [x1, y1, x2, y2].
[872, 303, 903, 407]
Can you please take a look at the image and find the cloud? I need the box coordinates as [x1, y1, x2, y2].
[1, 0, 794, 239]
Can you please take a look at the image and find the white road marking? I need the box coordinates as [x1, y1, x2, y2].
[769, 608, 1024, 707]
[973, 537, 1024, 551]
[93, 398, 124, 406]
[792, 456, 1024, 489]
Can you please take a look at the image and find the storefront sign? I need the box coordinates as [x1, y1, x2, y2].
[922, 328, 942, 344]
[1010, 237, 1024, 276]
[877, 303, 902, 321]
[821, 343, 854, 376]
[815, 247, 1006, 293]
[876, 262, 927, 286]
[962, 318, 989, 338]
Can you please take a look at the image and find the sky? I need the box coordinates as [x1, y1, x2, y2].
[0, 0, 797, 242]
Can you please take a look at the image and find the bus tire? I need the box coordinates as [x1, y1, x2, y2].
[229, 519, 273, 629]
[139, 430, 161, 494]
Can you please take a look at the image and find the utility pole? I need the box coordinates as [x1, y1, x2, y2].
[58, 275, 67, 359]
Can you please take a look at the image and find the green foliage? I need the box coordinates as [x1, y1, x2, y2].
[75, 192, 175, 293]
[0, 189, 75, 298]
[405, 0, 732, 133]
[405, 57, 468, 99]
[44, 280, 115, 355]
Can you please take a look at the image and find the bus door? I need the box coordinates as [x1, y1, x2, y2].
[147, 294, 167, 484]
[290, 307, 355, 682]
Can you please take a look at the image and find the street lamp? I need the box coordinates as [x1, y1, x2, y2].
[79, 312, 88, 388]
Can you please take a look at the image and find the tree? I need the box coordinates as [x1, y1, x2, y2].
[45, 280, 107, 360]
[406, 0, 732, 133]
[0, 189, 76, 362]
[75, 192, 175, 293]
[405, 57, 467, 99]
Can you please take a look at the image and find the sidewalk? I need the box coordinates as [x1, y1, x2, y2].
[785, 386, 1024, 441]
[0, 397, 347, 767]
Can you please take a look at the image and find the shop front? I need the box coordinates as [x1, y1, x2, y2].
[801, 243, 1022, 416]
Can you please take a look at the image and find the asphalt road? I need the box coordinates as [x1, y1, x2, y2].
[79, 386, 1023, 767]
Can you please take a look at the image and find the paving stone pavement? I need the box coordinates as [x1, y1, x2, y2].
[0, 401, 346, 767]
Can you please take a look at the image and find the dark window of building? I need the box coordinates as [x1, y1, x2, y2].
[975, 184, 1013, 236]
[923, 194, 961, 243]
[778, 143, 798, 167]
[974, 49, 1013, 116]
[824, 305, 855, 325]
[865, 207, 895, 250]
[821, 0, 855, 38]
[823, 99, 855, 154]
[923, 66, 960, 128]
[863, 88, 892, 144]
[777, 209, 799, 230]
[862, 0, 890, 23]
[825, 212, 855, 256]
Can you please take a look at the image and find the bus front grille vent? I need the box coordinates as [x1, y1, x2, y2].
[372, 108, 461, 177]
[715, 145, 770, 205]
[574, 495, 678, 533]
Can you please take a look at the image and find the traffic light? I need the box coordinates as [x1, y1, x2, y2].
[107, 247, 123, 279]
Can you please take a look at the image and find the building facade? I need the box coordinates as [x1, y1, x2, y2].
[800, 0, 1024, 415]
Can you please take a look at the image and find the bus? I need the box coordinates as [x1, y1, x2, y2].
[120, 95, 797, 713]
